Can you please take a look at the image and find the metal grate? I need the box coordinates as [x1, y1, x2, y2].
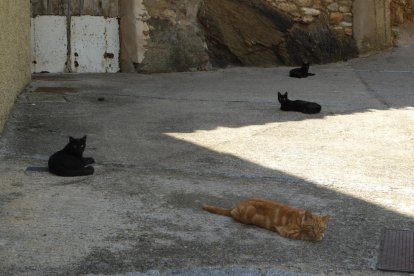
[377, 229, 414, 273]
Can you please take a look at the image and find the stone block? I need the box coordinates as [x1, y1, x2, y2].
[340, 21, 353, 27]
[301, 7, 321, 16]
[294, 0, 314, 7]
[301, 15, 315, 23]
[339, 5, 351, 13]
[330, 12, 344, 24]
[344, 27, 353, 36]
[276, 3, 299, 14]
[327, 2, 339, 11]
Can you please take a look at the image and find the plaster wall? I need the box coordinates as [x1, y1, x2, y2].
[0, 1, 31, 132]
[353, 0, 392, 53]
[119, 0, 150, 72]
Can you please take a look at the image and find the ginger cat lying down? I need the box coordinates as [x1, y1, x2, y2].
[203, 198, 330, 241]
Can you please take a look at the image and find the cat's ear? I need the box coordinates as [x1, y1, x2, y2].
[322, 215, 331, 222]
[81, 135, 87, 141]
[69, 136, 75, 143]
[278, 92, 282, 96]
[284, 92, 288, 96]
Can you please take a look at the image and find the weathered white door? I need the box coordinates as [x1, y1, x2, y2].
[71, 16, 120, 73]
[31, 16, 68, 73]
[31, 0, 120, 73]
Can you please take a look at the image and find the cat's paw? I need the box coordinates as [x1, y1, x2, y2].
[85, 166, 95, 175]
[84, 157, 95, 165]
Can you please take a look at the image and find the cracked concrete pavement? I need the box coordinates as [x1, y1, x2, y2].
[1, 25, 414, 275]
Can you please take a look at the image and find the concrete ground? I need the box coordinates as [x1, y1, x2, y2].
[1, 25, 414, 275]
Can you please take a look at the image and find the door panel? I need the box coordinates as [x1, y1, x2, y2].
[71, 16, 120, 73]
[31, 16, 68, 73]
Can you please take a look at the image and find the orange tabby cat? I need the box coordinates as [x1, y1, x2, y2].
[203, 198, 330, 241]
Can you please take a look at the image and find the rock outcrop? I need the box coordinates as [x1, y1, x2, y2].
[198, 0, 358, 67]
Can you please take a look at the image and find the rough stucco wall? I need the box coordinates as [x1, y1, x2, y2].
[353, 0, 392, 54]
[0, 1, 31, 132]
[120, 0, 150, 72]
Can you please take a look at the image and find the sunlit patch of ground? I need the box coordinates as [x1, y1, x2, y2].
[167, 108, 414, 217]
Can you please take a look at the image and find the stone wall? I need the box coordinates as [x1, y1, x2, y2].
[264, 0, 354, 36]
[30, 0, 392, 73]
[121, 0, 360, 72]
[391, 0, 414, 25]
[198, 0, 358, 68]
[0, 1, 31, 132]
[29, 0, 393, 73]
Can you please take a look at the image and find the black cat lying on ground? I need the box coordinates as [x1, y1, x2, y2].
[289, 62, 315, 78]
[48, 136, 95, 177]
[278, 92, 321, 114]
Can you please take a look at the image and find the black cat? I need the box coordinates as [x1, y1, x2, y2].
[289, 62, 315, 78]
[278, 92, 321, 114]
[48, 136, 95, 177]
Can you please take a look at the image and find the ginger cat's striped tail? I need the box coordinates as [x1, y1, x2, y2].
[203, 204, 232, 217]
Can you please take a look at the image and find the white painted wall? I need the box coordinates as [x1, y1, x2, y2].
[31, 16, 68, 73]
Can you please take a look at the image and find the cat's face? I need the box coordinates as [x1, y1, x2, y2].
[67, 136, 87, 156]
[278, 92, 289, 104]
[301, 212, 330, 241]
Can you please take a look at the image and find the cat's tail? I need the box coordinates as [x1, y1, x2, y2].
[203, 204, 232, 217]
